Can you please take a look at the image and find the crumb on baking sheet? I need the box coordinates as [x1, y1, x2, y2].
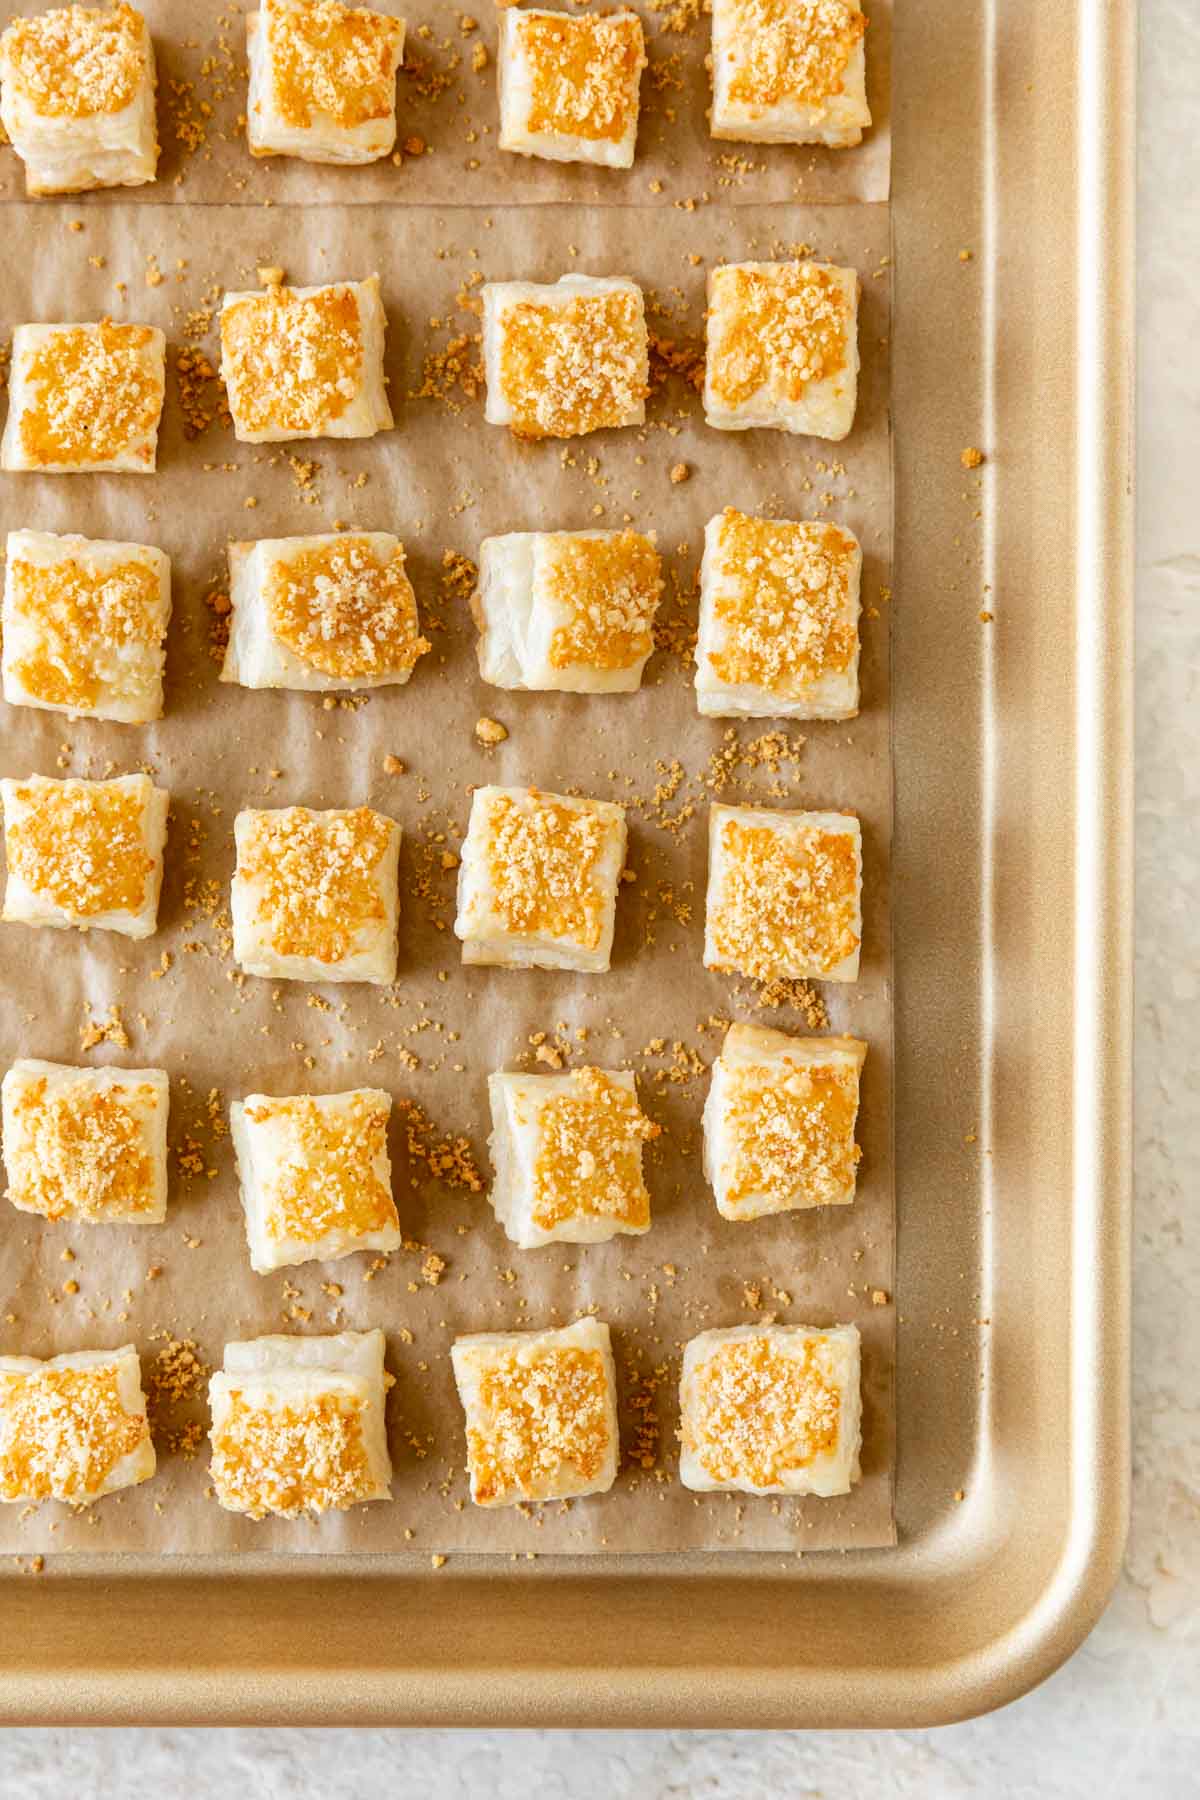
[395, 1098, 484, 1193]
[79, 1004, 130, 1051]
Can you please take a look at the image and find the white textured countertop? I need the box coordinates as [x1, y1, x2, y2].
[1, 5, 1194, 1792]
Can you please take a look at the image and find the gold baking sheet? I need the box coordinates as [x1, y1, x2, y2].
[0, 0, 891, 209]
[0, 197, 894, 1555]
[0, 0, 1135, 1728]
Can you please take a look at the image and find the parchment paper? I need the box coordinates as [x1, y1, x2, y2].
[0, 0, 890, 209]
[0, 198, 893, 1555]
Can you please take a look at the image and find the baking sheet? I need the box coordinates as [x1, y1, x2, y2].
[0, 197, 893, 1555]
[0, 0, 891, 209]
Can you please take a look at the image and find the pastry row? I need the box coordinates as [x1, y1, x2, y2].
[0, 1320, 864, 1515]
[0, 513, 863, 722]
[0, 778, 864, 981]
[0, 259, 860, 468]
[0, 0, 871, 197]
[2, 1025, 866, 1249]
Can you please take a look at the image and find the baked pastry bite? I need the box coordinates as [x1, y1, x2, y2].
[0, 2, 158, 197]
[451, 1318, 619, 1506]
[219, 275, 393, 444]
[704, 259, 859, 440]
[702, 1023, 865, 1220]
[454, 785, 627, 973]
[1, 772, 168, 939]
[208, 1329, 392, 1519]
[710, 0, 870, 148]
[231, 1087, 400, 1273]
[497, 6, 646, 169]
[2, 529, 171, 723]
[482, 275, 649, 440]
[0, 1344, 155, 1504]
[679, 1323, 861, 1496]
[1, 319, 166, 473]
[246, 0, 406, 165]
[231, 804, 400, 985]
[473, 528, 662, 693]
[2, 1058, 169, 1225]
[704, 802, 862, 982]
[695, 509, 861, 720]
[487, 1066, 657, 1247]
[221, 532, 429, 692]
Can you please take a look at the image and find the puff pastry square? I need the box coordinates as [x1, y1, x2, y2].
[1, 319, 166, 473]
[231, 804, 400, 984]
[0, 2, 158, 197]
[679, 1323, 861, 1496]
[704, 260, 859, 440]
[247, 0, 405, 165]
[451, 1318, 619, 1506]
[231, 1087, 400, 1273]
[222, 532, 429, 692]
[2, 529, 171, 723]
[482, 275, 649, 440]
[711, 0, 870, 148]
[498, 6, 646, 169]
[487, 1066, 657, 1247]
[1, 772, 168, 939]
[0, 1343, 155, 1504]
[2, 1058, 169, 1225]
[704, 802, 862, 982]
[702, 1023, 865, 1220]
[455, 785, 627, 973]
[209, 1328, 392, 1518]
[219, 276, 393, 444]
[695, 509, 861, 719]
[473, 528, 662, 693]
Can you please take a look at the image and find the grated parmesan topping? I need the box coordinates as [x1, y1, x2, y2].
[484, 792, 616, 949]
[7, 1074, 158, 1222]
[8, 552, 163, 712]
[708, 262, 848, 409]
[708, 510, 856, 697]
[723, 1060, 859, 1208]
[241, 805, 392, 965]
[221, 285, 364, 436]
[2, 2, 146, 119]
[723, 0, 865, 110]
[6, 777, 155, 919]
[247, 1093, 396, 1245]
[266, 0, 402, 130]
[544, 531, 663, 672]
[265, 537, 429, 679]
[520, 10, 645, 144]
[0, 1363, 148, 1501]
[685, 1334, 841, 1487]
[211, 1387, 374, 1517]
[497, 289, 648, 439]
[19, 321, 161, 466]
[709, 814, 859, 979]
[467, 1345, 612, 1503]
[530, 1068, 658, 1230]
